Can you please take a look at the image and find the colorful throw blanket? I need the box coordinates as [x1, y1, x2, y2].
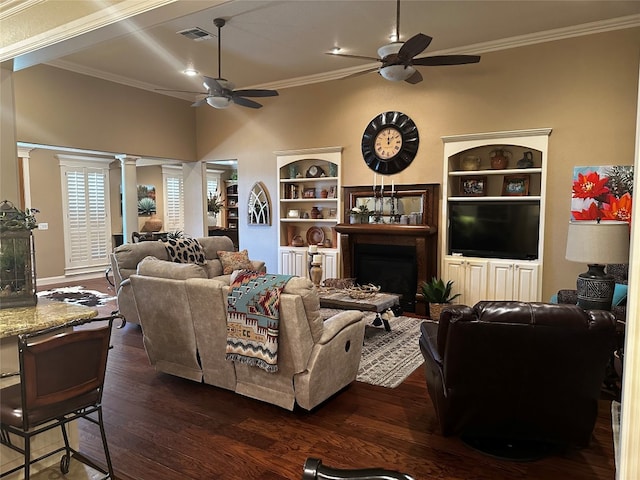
[225, 270, 293, 373]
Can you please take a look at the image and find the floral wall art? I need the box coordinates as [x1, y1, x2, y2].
[571, 166, 633, 224]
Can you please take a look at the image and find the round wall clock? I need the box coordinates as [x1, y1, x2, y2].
[361, 111, 419, 174]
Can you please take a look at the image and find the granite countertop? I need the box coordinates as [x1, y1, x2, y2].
[0, 300, 98, 338]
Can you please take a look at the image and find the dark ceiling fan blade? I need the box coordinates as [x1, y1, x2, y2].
[404, 70, 423, 84]
[192, 97, 208, 107]
[233, 89, 279, 98]
[203, 76, 224, 94]
[340, 66, 380, 80]
[155, 88, 208, 94]
[325, 52, 382, 62]
[232, 96, 263, 109]
[397, 33, 432, 63]
[413, 54, 481, 66]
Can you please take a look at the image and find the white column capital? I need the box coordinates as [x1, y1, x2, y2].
[17, 146, 33, 158]
[116, 154, 140, 166]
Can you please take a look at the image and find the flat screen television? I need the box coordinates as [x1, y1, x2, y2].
[448, 201, 540, 260]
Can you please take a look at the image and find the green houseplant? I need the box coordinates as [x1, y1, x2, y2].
[420, 277, 461, 321]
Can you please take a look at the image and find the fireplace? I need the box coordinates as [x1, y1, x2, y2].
[354, 243, 417, 312]
[335, 223, 438, 316]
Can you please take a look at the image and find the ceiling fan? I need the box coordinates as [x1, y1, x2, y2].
[328, 0, 480, 84]
[157, 18, 278, 109]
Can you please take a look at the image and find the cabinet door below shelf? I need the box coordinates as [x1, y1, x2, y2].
[488, 260, 539, 302]
[279, 249, 308, 278]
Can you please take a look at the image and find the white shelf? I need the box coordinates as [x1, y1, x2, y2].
[280, 176, 338, 183]
[448, 195, 542, 202]
[281, 218, 338, 223]
[280, 198, 338, 203]
[449, 167, 542, 176]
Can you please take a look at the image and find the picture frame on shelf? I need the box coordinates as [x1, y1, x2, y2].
[327, 186, 336, 198]
[303, 188, 316, 198]
[460, 176, 487, 196]
[502, 174, 530, 196]
[287, 209, 300, 219]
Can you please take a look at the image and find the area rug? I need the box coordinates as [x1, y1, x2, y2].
[321, 308, 429, 388]
[37, 286, 116, 307]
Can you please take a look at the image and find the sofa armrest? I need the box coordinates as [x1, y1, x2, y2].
[319, 310, 364, 344]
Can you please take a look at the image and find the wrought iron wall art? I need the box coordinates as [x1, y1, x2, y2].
[248, 182, 271, 225]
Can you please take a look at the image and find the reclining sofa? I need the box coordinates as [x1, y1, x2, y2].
[128, 258, 366, 411]
[109, 236, 264, 325]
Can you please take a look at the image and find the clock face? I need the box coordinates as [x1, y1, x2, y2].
[374, 127, 403, 159]
[362, 111, 419, 174]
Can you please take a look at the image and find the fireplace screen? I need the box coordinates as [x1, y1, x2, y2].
[354, 243, 417, 312]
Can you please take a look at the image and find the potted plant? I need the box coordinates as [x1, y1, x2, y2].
[420, 277, 461, 321]
[207, 192, 224, 215]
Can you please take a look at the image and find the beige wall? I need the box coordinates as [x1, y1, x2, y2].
[12, 28, 640, 299]
[13, 64, 197, 161]
[197, 27, 640, 300]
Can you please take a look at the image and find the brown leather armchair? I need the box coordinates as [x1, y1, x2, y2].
[419, 302, 616, 458]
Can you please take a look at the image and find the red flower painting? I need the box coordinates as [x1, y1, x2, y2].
[571, 166, 634, 224]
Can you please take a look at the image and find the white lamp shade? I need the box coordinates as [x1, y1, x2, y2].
[565, 221, 630, 264]
[206, 96, 232, 109]
[379, 65, 415, 82]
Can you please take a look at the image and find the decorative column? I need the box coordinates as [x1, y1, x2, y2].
[117, 155, 139, 244]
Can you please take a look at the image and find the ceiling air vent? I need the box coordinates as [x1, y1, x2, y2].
[177, 27, 213, 42]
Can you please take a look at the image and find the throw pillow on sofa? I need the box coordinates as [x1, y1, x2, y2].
[164, 237, 206, 264]
[218, 249, 253, 274]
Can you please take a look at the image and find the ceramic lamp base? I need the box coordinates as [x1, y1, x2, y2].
[576, 264, 614, 311]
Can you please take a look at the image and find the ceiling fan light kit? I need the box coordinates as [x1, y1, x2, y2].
[206, 96, 232, 109]
[328, 0, 480, 84]
[158, 17, 278, 109]
[379, 65, 415, 82]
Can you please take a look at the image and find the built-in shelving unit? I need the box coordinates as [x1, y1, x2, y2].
[441, 129, 552, 304]
[225, 180, 238, 231]
[275, 146, 342, 281]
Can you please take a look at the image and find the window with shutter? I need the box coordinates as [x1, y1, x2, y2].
[59, 157, 111, 274]
[163, 166, 184, 232]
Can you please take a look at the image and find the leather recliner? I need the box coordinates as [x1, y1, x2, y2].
[419, 301, 616, 452]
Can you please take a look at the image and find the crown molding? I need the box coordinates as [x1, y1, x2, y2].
[46, 14, 640, 95]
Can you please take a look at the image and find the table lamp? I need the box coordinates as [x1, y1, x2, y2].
[565, 220, 630, 310]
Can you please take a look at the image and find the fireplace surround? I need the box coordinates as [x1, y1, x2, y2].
[336, 184, 439, 316]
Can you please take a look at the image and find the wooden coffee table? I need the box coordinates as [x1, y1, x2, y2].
[318, 290, 400, 331]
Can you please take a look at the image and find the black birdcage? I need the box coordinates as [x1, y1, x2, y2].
[0, 201, 37, 309]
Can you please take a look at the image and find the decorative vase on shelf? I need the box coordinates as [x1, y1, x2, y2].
[490, 148, 511, 169]
[460, 155, 481, 171]
[207, 212, 218, 226]
[517, 151, 534, 168]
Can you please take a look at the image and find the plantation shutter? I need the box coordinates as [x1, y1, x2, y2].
[207, 177, 219, 198]
[59, 157, 111, 274]
[163, 166, 184, 232]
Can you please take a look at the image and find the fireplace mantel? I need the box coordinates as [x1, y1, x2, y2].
[334, 223, 435, 236]
[335, 223, 438, 315]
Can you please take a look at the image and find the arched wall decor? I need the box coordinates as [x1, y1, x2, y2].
[248, 181, 271, 225]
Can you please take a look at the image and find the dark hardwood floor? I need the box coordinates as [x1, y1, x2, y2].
[44, 277, 616, 480]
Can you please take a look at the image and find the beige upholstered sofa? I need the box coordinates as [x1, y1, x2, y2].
[109, 236, 264, 325]
[129, 264, 365, 411]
